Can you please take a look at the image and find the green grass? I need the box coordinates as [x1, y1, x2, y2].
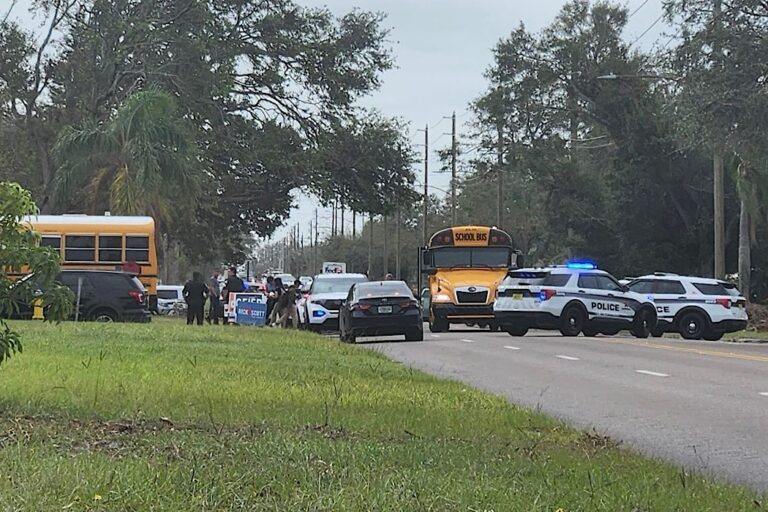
[725, 330, 768, 341]
[0, 321, 761, 511]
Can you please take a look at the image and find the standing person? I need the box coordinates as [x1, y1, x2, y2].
[268, 277, 284, 326]
[265, 276, 277, 321]
[183, 272, 209, 326]
[222, 267, 245, 325]
[277, 281, 300, 328]
[207, 271, 222, 325]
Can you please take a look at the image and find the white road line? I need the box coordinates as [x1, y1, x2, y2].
[431, 334, 440, 338]
[461, 339, 475, 343]
[635, 370, 669, 378]
[503, 345, 521, 350]
[759, 392, 768, 397]
[556, 355, 580, 361]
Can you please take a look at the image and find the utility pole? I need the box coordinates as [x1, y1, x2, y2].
[368, 212, 373, 276]
[497, 123, 504, 229]
[451, 111, 457, 226]
[383, 214, 389, 275]
[340, 202, 345, 237]
[713, 0, 725, 279]
[352, 210, 356, 239]
[423, 124, 429, 245]
[395, 209, 401, 279]
[314, 208, 319, 273]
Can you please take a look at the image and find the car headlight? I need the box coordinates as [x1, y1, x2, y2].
[432, 293, 452, 303]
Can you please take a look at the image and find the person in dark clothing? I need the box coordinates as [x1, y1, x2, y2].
[183, 272, 209, 325]
[222, 267, 245, 302]
[265, 276, 277, 320]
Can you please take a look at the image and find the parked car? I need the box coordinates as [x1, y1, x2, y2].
[626, 273, 748, 340]
[298, 272, 369, 332]
[14, 270, 151, 323]
[339, 281, 424, 343]
[157, 285, 185, 315]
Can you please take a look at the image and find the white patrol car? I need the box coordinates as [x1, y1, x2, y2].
[297, 272, 369, 332]
[626, 274, 748, 341]
[494, 263, 657, 338]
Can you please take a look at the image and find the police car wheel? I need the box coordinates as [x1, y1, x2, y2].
[678, 311, 706, 340]
[559, 305, 585, 337]
[505, 326, 529, 337]
[703, 329, 724, 341]
[631, 310, 653, 339]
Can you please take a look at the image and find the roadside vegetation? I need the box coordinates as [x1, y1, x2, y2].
[0, 321, 761, 510]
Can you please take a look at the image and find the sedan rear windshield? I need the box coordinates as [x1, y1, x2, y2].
[357, 282, 413, 298]
[157, 290, 179, 300]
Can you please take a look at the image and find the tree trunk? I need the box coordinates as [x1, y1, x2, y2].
[714, 150, 725, 279]
[383, 214, 389, 276]
[738, 198, 751, 300]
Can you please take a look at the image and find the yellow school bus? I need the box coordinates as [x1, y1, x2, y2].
[419, 225, 522, 333]
[18, 215, 159, 311]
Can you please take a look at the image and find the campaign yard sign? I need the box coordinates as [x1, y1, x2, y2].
[234, 293, 267, 326]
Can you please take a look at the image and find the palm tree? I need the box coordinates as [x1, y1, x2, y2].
[54, 89, 201, 224]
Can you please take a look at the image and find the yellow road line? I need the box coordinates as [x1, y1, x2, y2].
[594, 337, 768, 364]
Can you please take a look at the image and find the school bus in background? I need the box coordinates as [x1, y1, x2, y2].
[418, 225, 522, 333]
[18, 215, 159, 312]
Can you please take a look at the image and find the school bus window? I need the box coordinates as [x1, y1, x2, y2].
[98, 235, 123, 262]
[41, 236, 61, 250]
[126, 236, 150, 263]
[65, 235, 95, 262]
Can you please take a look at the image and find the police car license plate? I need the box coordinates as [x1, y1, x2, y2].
[512, 293, 523, 300]
[378, 306, 393, 314]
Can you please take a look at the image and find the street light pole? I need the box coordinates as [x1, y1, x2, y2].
[451, 111, 457, 226]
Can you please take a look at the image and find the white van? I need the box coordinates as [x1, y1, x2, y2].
[157, 285, 185, 315]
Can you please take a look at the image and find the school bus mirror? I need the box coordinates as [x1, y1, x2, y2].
[421, 250, 432, 268]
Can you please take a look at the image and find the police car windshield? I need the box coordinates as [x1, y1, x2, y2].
[311, 277, 367, 294]
[433, 247, 509, 268]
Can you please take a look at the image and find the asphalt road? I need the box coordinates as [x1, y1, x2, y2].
[364, 328, 768, 491]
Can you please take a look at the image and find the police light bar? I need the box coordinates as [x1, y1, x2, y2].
[566, 261, 598, 270]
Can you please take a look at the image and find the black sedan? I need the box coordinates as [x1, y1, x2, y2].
[339, 281, 424, 343]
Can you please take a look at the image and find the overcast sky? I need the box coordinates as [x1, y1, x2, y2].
[9, 0, 669, 243]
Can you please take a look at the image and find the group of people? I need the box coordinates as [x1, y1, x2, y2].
[182, 268, 303, 327]
[181, 267, 245, 326]
[265, 276, 302, 328]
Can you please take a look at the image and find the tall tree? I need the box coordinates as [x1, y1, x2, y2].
[53, 89, 200, 223]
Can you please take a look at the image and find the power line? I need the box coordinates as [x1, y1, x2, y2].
[629, 0, 651, 18]
[631, 13, 664, 46]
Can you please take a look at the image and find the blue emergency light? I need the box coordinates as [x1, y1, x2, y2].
[566, 260, 598, 270]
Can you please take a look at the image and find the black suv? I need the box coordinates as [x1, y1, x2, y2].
[16, 270, 151, 323]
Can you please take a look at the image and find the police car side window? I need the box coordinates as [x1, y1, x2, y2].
[577, 275, 600, 290]
[541, 274, 570, 287]
[628, 280, 653, 294]
[655, 281, 686, 295]
[596, 275, 623, 292]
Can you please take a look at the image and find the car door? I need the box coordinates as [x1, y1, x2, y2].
[59, 273, 95, 318]
[595, 275, 636, 321]
[650, 279, 687, 323]
[577, 273, 625, 320]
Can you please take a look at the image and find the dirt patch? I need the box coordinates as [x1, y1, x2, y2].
[747, 303, 768, 332]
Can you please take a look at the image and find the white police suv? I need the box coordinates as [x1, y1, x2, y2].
[297, 273, 368, 332]
[494, 263, 657, 338]
[626, 274, 748, 341]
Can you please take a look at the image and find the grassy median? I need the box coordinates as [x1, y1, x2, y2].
[0, 321, 761, 510]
